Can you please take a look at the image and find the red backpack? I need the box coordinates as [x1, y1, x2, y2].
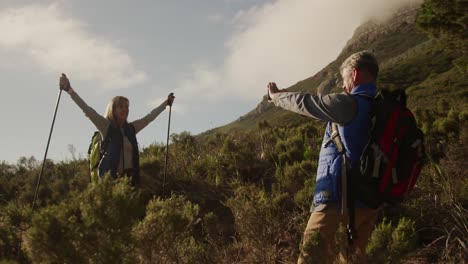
[355, 89, 425, 208]
[332, 89, 425, 242]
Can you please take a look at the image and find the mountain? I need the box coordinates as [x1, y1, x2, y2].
[206, 5, 465, 136]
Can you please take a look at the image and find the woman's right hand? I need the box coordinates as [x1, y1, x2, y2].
[167, 93, 175, 106]
[59, 73, 71, 92]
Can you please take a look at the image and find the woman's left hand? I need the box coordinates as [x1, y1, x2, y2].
[59, 73, 71, 91]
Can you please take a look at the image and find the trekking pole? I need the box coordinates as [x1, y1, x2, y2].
[32, 89, 63, 211]
[162, 93, 174, 196]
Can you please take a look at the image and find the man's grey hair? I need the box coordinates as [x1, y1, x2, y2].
[340, 51, 379, 79]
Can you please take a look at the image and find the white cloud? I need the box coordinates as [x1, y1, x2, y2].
[176, 0, 422, 103]
[176, 62, 224, 100]
[0, 3, 146, 91]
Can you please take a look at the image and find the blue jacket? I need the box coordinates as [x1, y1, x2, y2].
[313, 83, 376, 206]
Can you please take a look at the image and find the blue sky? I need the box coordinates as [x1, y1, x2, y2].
[0, 0, 419, 163]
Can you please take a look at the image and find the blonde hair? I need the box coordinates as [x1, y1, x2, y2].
[104, 96, 129, 122]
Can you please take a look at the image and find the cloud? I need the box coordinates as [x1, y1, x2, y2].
[176, 0, 422, 102]
[0, 3, 146, 91]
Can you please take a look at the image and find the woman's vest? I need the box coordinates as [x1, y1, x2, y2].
[313, 83, 376, 206]
[99, 123, 140, 185]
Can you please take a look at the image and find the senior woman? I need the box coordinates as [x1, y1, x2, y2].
[59, 73, 174, 186]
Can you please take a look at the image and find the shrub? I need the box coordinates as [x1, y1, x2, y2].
[225, 184, 292, 263]
[366, 219, 393, 263]
[217, 135, 260, 183]
[25, 176, 142, 264]
[277, 160, 316, 194]
[25, 203, 84, 263]
[294, 177, 315, 211]
[139, 155, 163, 200]
[367, 217, 418, 263]
[132, 194, 208, 264]
[390, 218, 418, 258]
[459, 109, 468, 121]
[433, 117, 458, 135]
[275, 135, 304, 165]
[441, 203, 468, 262]
[447, 108, 459, 121]
[0, 203, 31, 263]
[78, 176, 143, 263]
[190, 154, 220, 185]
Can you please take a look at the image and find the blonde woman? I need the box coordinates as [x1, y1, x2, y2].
[59, 73, 175, 186]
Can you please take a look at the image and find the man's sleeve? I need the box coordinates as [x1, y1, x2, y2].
[272, 92, 357, 125]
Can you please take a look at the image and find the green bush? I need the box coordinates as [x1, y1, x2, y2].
[275, 135, 304, 165]
[139, 155, 163, 200]
[132, 194, 208, 264]
[202, 212, 222, 244]
[25, 176, 142, 264]
[294, 177, 315, 211]
[225, 184, 292, 263]
[367, 217, 418, 264]
[25, 203, 84, 263]
[458, 109, 468, 121]
[437, 99, 450, 114]
[433, 117, 458, 135]
[0, 203, 30, 263]
[190, 154, 220, 185]
[390, 218, 418, 258]
[217, 135, 263, 184]
[277, 160, 316, 194]
[140, 142, 165, 160]
[447, 108, 459, 121]
[366, 219, 393, 263]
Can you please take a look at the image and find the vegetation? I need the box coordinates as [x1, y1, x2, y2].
[1, 3, 467, 263]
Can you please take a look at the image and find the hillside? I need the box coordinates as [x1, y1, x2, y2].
[208, 6, 464, 136]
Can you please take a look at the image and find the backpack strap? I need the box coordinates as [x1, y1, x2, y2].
[355, 93, 374, 100]
[331, 123, 356, 244]
[101, 125, 113, 152]
[330, 123, 346, 212]
[95, 126, 113, 174]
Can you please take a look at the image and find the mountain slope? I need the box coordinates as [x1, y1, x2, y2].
[205, 6, 465, 136]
